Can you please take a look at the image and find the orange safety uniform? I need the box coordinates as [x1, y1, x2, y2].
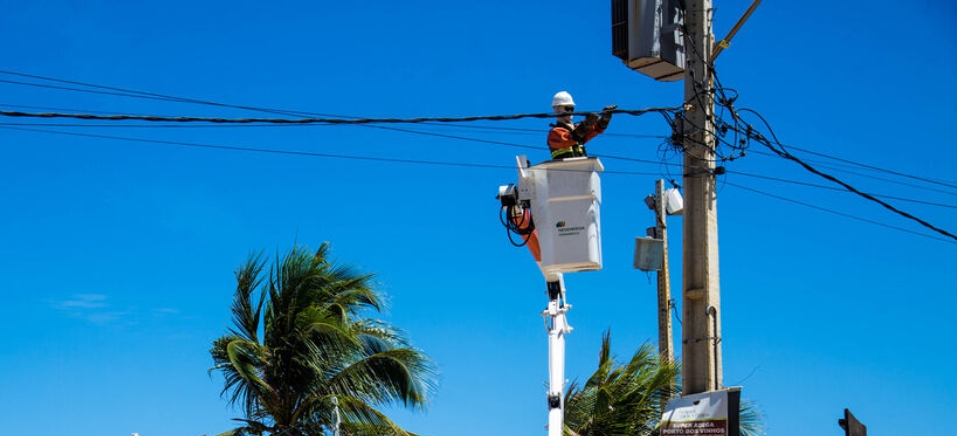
[548, 121, 606, 160]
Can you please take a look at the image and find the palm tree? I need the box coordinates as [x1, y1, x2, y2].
[563, 331, 764, 436]
[563, 331, 680, 436]
[210, 242, 436, 436]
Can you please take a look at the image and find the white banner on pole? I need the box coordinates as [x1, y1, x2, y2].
[660, 389, 739, 436]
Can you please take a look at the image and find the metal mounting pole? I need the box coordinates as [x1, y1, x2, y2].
[655, 179, 675, 365]
[544, 274, 571, 436]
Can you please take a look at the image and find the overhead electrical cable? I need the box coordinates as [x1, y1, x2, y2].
[0, 125, 662, 177]
[0, 69, 336, 117]
[7, 68, 938, 186]
[0, 69, 674, 173]
[693, 65, 957, 242]
[725, 181, 956, 245]
[736, 108, 957, 242]
[0, 118, 673, 169]
[0, 78, 189, 103]
[353, 124, 542, 151]
[728, 170, 957, 209]
[0, 125, 516, 170]
[7, 69, 950, 242]
[782, 142, 957, 189]
[0, 106, 667, 139]
[0, 69, 671, 140]
[0, 107, 677, 125]
[0, 121, 310, 129]
[745, 148, 957, 197]
[0, 103, 157, 116]
[0, 99, 680, 167]
[0, 121, 671, 167]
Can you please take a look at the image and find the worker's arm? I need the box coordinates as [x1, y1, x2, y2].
[548, 127, 578, 150]
[581, 123, 605, 143]
[597, 104, 617, 131]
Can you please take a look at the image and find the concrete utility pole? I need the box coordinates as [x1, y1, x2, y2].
[681, 0, 723, 394]
[654, 179, 674, 364]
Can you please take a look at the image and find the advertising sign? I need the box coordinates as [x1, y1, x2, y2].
[660, 388, 740, 436]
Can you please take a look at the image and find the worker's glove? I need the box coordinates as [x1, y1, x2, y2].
[598, 104, 617, 129]
[572, 113, 599, 142]
[570, 128, 586, 143]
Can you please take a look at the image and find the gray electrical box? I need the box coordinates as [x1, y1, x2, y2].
[634, 236, 664, 271]
[612, 0, 685, 81]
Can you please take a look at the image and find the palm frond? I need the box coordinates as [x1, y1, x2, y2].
[565, 332, 681, 436]
[230, 253, 267, 342]
[327, 395, 414, 436]
[326, 348, 436, 410]
[739, 399, 766, 436]
[211, 242, 433, 436]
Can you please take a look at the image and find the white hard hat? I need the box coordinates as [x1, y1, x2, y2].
[551, 91, 575, 108]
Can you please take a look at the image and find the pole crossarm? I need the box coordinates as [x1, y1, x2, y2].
[711, 0, 763, 63]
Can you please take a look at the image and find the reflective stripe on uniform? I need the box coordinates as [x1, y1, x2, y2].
[550, 145, 585, 159]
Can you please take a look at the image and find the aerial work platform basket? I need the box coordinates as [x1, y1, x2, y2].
[516, 156, 604, 277]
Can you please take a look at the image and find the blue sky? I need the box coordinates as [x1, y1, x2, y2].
[2, 1, 955, 435]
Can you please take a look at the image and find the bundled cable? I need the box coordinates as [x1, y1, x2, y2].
[500, 203, 535, 248]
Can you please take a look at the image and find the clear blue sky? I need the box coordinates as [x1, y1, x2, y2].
[2, 1, 955, 435]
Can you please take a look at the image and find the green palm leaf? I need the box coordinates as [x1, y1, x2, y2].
[566, 330, 764, 436]
[210, 242, 436, 436]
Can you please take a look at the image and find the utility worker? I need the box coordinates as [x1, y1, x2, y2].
[547, 91, 616, 160]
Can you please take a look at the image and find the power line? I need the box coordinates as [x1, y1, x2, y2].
[736, 108, 957, 242]
[0, 69, 668, 142]
[724, 181, 956, 245]
[0, 111, 674, 169]
[0, 125, 516, 170]
[5, 67, 943, 190]
[9, 74, 947, 205]
[0, 107, 668, 140]
[0, 125, 663, 177]
[697, 70, 957, 241]
[0, 69, 676, 171]
[746, 148, 957, 197]
[728, 170, 957, 209]
[0, 120, 672, 167]
[748, 147, 957, 195]
[0, 119, 677, 165]
[0, 107, 677, 125]
[0, 98, 679, 167]
[0, 103, 158, 116]
[10, 69, 951, 242]
[0, 69, 333, 117]
[0, 119, 667, 141]
[353, 123, 541, 151]
[783, 142, 957, 189]
[0, 78, 187, 103]
[0, 121, 315, 129]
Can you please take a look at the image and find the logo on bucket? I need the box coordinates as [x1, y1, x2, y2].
[556, 220, 585, 236]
